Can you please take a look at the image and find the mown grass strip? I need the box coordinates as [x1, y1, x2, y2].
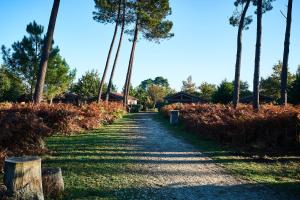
[43, 115, 151, 200]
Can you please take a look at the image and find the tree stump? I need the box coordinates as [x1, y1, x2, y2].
[170, 110, 179, 125]
[0, 184, 7, 198]
[4, 156, 44, 200]
[42, 167, 64, 199]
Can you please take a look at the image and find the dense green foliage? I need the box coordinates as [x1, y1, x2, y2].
[71, 70, 117, 100]
[71, 70, 101, 100]
[93, 0, 135, 26]
[181, 76, 197, 94]
[146, 84, 167, 108]
[0, 66, 25, 102]
[131, 76, 256, 106]
[45, 55, 76, 103]
[198, 82, 217, 102]
[135, 0, 174, 42]
[130, 76, 173, 109]
[140, 76, 170, 90]
[289, 66, 300, 104]
[260, 61, 295, 102]
[1, 21, 55, 97]
[212, 80, 234, 104]
[93, 0, 121, 24]
[212, 80, 251, 104]
[1, 21, 75, 102]
[130, 70, 300, 106]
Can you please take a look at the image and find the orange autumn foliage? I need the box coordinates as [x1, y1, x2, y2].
[161, 103, 300, 151]
[0, 102, 126, 170]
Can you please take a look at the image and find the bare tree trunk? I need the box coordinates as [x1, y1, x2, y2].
[253, 0, 262, 111]
[97, 0, 122, 103]
[233, 0, 251, 108]
[106, 0, 126, 102]
[280, 0, 293, 106]
[123, 58, 131, 107]
[30, 78, 35, 101]
[34, 0, 60, 104]
[123, 19, 139, 107]
[125, 55, 134, 104]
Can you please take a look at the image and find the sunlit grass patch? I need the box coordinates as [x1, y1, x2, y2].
[43, 115, 152, 199]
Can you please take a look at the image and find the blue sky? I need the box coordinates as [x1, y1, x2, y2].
[0, 0, 299, 91]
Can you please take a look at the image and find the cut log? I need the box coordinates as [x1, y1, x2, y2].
[0, 184, 7, 198]
[4, 156, 44, 200]
[42, 167, 64, 198]
[170, 110, 179, 125]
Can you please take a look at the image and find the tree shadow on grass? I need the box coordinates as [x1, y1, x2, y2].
[63, 182, 299, 200]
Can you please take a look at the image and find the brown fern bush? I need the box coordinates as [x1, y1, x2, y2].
[0, 102, 126, 170]
[161, 103, 300, 152]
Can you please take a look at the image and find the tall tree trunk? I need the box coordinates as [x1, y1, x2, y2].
[123, 19, 139, 107]
[280, 0, 293, 106]
[97, 0, 122, 103]
[153, 99, 156, 109]
[30, 77, 35, 101]
[106, 0, 126, 102]
[233, 0, 251, 108]
[253, 0, 262, 111]
[34, 0, 60, 104]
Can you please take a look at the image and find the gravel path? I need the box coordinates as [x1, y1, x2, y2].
[120, 112, 294, 200]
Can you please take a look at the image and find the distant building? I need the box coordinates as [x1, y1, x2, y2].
[164, 91, 207, 104]
[106, 92, 138, 105]
[53, 92, 138, 105]
[17, 94, 32, 103]
[240, 94, 274, 104]
[53, 93, 81, 105]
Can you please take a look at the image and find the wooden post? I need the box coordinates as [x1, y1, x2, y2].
[42, 167, 64, 198]
[170, 110, 179, 125]
[4, 156, 44, 200]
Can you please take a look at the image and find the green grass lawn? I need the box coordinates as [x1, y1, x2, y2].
[43, 115, 152, 200]
[153, 114, 300, 198]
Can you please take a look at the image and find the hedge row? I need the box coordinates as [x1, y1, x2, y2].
[161, 103, 300, 152]
[0, 102, 126, 170]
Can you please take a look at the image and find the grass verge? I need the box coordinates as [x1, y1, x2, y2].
[42, 115, 150, 200]
[153, 113, 300, 198]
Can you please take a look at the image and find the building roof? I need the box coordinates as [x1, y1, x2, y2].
[53, 92, 137, 103]
[164, 91, 207, 103]
[53, 92, 80, 101]
[108, 92, 138, 101]
[240, 94, 274, 104]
